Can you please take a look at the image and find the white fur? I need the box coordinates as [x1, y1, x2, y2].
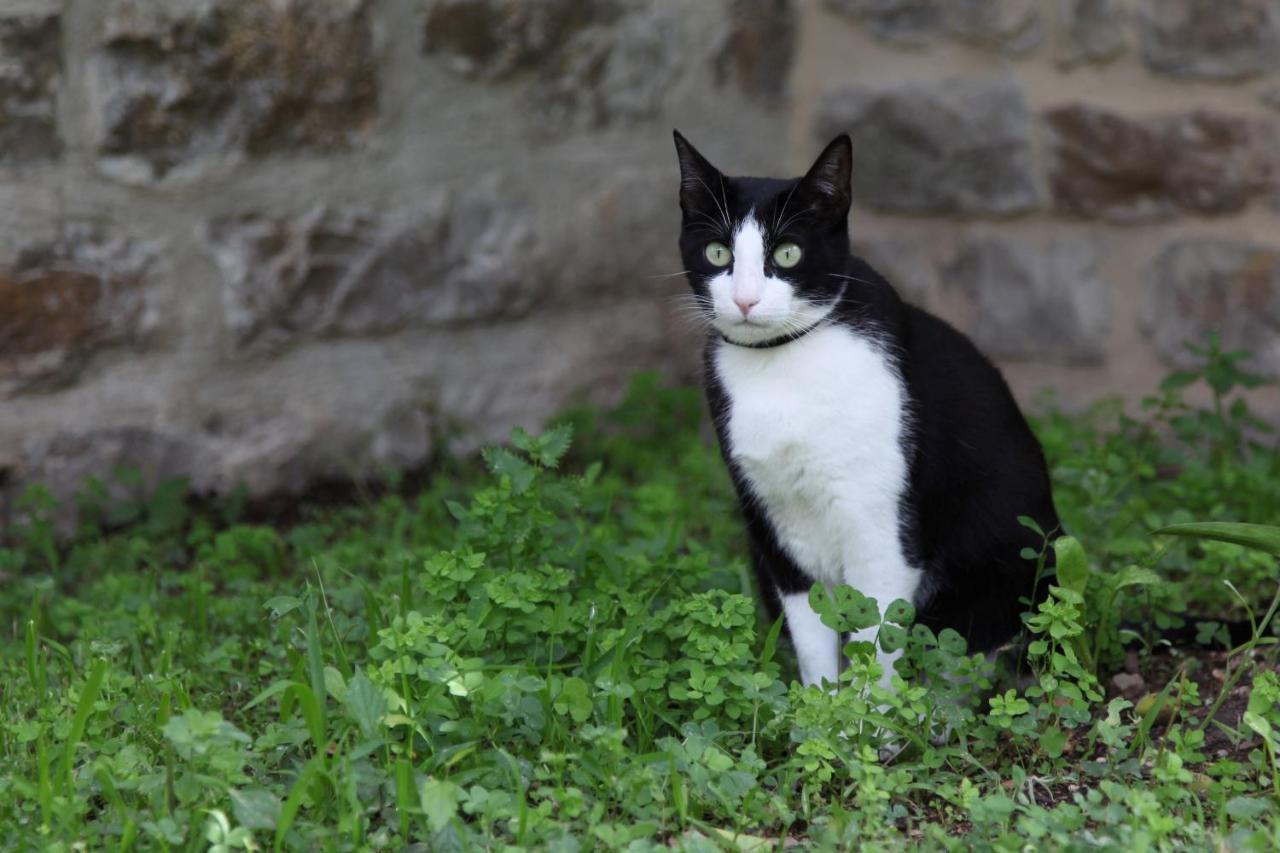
[706, 216, 835, 346]
[780, 590, 840, 687]
[715, 323, 920, 689]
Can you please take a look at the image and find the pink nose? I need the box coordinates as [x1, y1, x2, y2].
[734, 296, 759, 316]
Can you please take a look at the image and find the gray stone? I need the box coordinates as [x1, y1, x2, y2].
[1139, 0, 1280, 80]
[823, 0, 942, 47]
[0, 3, 62, 164]
[825, 0, 1041, 53]
[1045, 104, 1278, 222]
[852, 238, 934, 306]
[0, 228, 160, 398]
[421, 0, 679, 127]
[421, 0, 606, 77]
[1056, 0, 1129, 67]
[1142, 239, 1280, 376]
[815, 76, 1041, 215]
[203, 183, 540, 353]
[18, 427, 212, 520]
[88, 0, 379, 185]
[944, 237, 1109, 364]
[543, 6, 682, 127]
[945, 0, 1043, 55]
[714, 0, 796, 100]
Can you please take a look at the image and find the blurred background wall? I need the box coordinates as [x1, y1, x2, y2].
[1, 0, 1278, 512]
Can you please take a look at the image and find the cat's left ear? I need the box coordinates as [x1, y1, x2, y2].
[799, 134, 852, 219]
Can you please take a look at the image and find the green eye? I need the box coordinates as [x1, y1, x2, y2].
[704, 241, 732, 268]
[773, 242, 802, 268]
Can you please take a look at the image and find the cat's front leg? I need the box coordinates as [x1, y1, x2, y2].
[779, 587, 840, 689]
[841, 562, 922, 692]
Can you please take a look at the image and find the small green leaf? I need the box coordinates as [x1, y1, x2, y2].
[419, 778, 461, 833]
[1038, 728, 1068, 758]
[230, 788, 281, 831]
[878, 622, 908, 653]
[482, 447, 536, 494]
[263, 596, 302, 618]
[533, 424, 574, 469]
[884, 599, 915, 626]
[1154, 522, 1280, 557]
[343, 669, 387, 740]
[809, 584, 880, 633]
[1053, 536, 1089, 594]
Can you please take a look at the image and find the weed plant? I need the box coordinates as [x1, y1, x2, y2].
[1, 338, 1279, 850]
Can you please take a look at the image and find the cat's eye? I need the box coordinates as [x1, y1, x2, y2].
[704, 241, 732, 268]
[773, 242, 802, 268]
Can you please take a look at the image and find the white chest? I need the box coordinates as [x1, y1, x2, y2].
[715, 326, 916, 592]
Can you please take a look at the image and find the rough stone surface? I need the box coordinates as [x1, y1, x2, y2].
[1262, 86, 1280, 113]
[421, 0, 603, 77]
[823, 0, 941, 46]
[0, 229, 159, 397]
[1139, 0, 1280, 80]
[714, 0, 796, 100]
[944, 237, 1109, 364]
[422, 0, 681, 127]
[1056, 0, 1129, 66]
[816, 76, 1041, 215]
[20, 428, 211, 515]
[946, 0, 1043, 54]
[852, 238, 934, 306]
[88, 0, 379, 184]
[825, 0, 1041, 53]
[1045, 105, 1279, 222]
[1143, 240, 1280, 376]
[203, 183, 539, 353]
[0, 4, 62, 164]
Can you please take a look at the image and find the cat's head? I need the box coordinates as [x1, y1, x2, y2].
[673, 131, 852, 346]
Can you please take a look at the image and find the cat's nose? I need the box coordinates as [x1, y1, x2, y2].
[734, 296, 760, 317]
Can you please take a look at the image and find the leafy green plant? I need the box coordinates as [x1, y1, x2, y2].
[0, 350, 1278, 848]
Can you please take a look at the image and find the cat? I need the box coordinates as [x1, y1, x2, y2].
[672, 130, 1061, 691]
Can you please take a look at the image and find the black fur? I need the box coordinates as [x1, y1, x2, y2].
[674, 130, 1061, 655]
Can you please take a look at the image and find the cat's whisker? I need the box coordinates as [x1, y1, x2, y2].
[648, 270, 692, 279]
[692, 173, 733, 235]
[827, 273, 877, 287]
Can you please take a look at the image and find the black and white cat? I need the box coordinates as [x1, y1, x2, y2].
[673, 131, 1061, 689]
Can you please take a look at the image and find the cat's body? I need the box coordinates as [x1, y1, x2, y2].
[674, 133, 1060, 687]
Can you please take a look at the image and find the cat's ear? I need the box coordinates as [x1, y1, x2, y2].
[673, 130, 725, 214]
[799, 134, 852, 219]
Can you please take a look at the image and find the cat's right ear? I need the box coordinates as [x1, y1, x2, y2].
[673, 130, 725, 214]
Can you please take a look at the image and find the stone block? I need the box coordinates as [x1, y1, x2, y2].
[421, 0, 680, 127]
[944, 237, 1109, 364]
[816, 76, 1040, 215]
[1056, 0, 1129, 67]
[0, 228, 159, 397]
[714, 0, 796, 100]
[0, 3, 62, 163]
[89, 0, 378, 184]
[825, 0, 1041, 53]
[1045, 104, 1278, 222]
[1139, 0, 1280, 80]
[852, 238, 934, 306]
[203, 183, 540, 353]
[1142, 239, 1280, 376]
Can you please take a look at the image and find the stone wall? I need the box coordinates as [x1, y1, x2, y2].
[792, 0, 1280, 415]
[1, 0, 1278, 515]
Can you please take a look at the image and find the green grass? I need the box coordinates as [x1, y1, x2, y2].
[2, 336, 1280, 851]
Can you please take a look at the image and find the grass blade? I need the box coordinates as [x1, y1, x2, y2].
[1153, 522, 1280, 556]
[62, 658, 108, 788]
